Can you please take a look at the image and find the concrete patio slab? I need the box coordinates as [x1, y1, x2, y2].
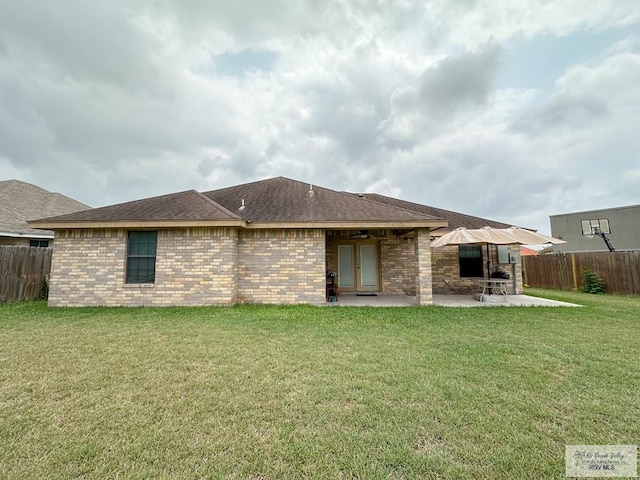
[433, 294, 581, 307]
[327, 293, 581, 307]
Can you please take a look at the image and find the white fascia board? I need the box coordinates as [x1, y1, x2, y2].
[0, 231, 54, 239]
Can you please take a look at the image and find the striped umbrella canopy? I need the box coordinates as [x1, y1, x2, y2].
[504, 227, 567, 245]
[430, 226, 566, 247]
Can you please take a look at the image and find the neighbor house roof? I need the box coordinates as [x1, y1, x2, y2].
[354, 193, 515, 232]
[521, 246, 539, 256]
[30, 177, 448, 230]
[0, 179, 90, 238]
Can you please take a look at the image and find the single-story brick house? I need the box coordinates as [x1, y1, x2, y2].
[29, 177, 523, 307]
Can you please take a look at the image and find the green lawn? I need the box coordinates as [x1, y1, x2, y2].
[1, 290, 638, 479]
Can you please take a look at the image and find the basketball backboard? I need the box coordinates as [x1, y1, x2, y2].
[581, 218, 611, 236]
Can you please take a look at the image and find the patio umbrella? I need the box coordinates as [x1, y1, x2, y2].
[430, 226, 566, 248]
[430, 226, 566, 282]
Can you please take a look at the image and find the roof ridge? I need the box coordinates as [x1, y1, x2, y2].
[32, 189, 200, 222]
[191, 190, 243, 220]
[205, 176, 446, 222]
[356, 192, 463, 216]
[360, 192, 524, 229]
[29, 188, 248, 225]
[0, 179, 52, 194]
[270, 177, 445, 221]
[47, 191, 91, 209]
[290, 177, 446, 221]
[88, 189, 197, 214]
[202, 176, 284, 195]
[342, 191, 446, 221]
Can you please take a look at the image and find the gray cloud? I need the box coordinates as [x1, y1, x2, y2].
[512, 93, 609, 134]
[0, 76, 54, 164]
[378, 45, 502, 151]
[0, 2, 164, 91]
[417, 44, 501, 113]
[0, 1, 638, 236]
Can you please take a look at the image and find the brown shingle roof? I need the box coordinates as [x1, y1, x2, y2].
[29, 177, 528, 232]
[31, 190, 242, 225]
[0, 180, 90, 237]
[203, 177, 444, 224]
[31, 177, 459, 229]
[355, 193, 515, 231]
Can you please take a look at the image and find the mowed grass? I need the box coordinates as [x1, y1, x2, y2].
[1, 290, 638, 479]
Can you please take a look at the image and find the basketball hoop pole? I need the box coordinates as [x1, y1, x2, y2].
[592, 227, 615, 252]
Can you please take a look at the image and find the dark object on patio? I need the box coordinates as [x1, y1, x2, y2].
[491, 270, 510, 279]
[356, 293, 377, 296]
[326, 271, 338, 302]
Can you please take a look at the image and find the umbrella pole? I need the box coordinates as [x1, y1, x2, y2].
[486, 244, 491, 279]
[485, 243, 492, 294]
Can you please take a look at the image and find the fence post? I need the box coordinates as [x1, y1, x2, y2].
[571, 253, 578, 291]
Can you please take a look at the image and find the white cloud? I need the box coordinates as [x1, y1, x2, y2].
[432, 0, 640, 49]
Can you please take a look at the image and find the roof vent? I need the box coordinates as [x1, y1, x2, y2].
[358, 194, 364, 198]
[309, 184, 315, 198]
[239, 199, 245, 210]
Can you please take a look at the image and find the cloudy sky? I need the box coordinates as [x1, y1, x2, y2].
[1, 0, 639, 234]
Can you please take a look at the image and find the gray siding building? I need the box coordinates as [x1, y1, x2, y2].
[550, 204, 640, 252]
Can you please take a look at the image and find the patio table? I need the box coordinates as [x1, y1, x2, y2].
[475, 279, 510, 302]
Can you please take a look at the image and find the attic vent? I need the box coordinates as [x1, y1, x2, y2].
[239, 199, 245, 210]
[309, 184, 315, 198]
[358, 194, 364, 198]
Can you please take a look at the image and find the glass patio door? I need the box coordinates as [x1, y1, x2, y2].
[337, 241, 379, 292]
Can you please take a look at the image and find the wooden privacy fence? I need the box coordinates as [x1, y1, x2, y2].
[0, 246, 52, 303]
[523, 251, 640, 295]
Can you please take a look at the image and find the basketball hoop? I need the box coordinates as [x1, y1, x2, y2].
[580, 218, 615, 251]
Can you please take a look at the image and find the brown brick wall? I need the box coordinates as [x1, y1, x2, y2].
[48, 226, 524, 307]
[326, 230, 423, 296]
[380, 234, 417, 295]
[415, 229, 433, 305]
[238, 229, 326, 304]
[49, 228, 238, 306]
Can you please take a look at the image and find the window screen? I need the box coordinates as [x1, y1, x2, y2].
[29, 240, 50, 248]
[126, 231, 157, 283]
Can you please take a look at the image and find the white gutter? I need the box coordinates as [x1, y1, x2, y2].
[0, 231, 54, 239]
